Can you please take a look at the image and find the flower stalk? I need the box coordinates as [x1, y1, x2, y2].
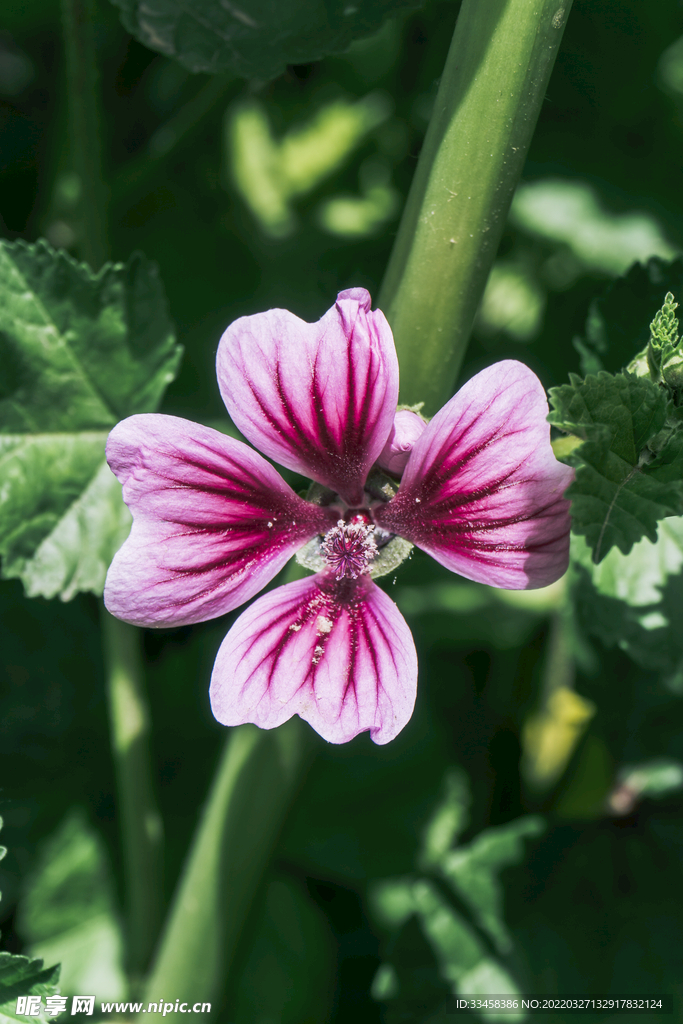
[140, 720, 311, 1013]
[102, 607, 164, 983]
[379, 0, 573, 414]
[62, 0, 163, 982]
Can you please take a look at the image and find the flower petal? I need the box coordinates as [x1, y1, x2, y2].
[104, 414, 335, 627]
[210, 572, 417, 745]
[374, 361, 574, 589]
[217, 288, 399, 505]
[377, 409, 427, 476]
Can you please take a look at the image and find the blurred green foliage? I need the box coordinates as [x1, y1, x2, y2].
[370, 770, 544, 1021]
[227, 91, 394, 236]
[110, 0, 426, 80]
[17, 811, 125, 1002]
[3, 0, 683, 1020]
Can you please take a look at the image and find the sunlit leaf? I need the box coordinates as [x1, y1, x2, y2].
[110, 0, 426, 80]
[548, 371, 683, 560]
[511, 181, 676, 278]
[475, 262, 545, 342]
[571, 522, 683, 678]
[370, 772, 541, 1022]
[607, 758, 683, 815]
[0, 955, 60, 1024]
[0, 240, 182, 600]
[437, 818, 545, 958]
[370, 877, 527, 1022]
[522, 686, 595, 792]
[227, 95, 391, 236]
[419, 768, 470, 868]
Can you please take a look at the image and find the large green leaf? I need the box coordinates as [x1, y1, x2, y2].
[109, 0, 426, 80]
[548, 371, 683, 561]
[0, 240, 182, 600]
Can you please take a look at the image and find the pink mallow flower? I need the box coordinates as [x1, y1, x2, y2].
[104, 289, 573, 745]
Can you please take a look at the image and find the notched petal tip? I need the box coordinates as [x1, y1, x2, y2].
[210, 573, 417, 745]
[375, 360, 574, 590]
[335, 286, 372, 312]
[216, 289, 399, 503]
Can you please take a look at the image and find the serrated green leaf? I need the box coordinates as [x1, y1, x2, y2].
[649, 292, 679, 353]
[549, 371, 683, 560]
[0, 954, 60, 1024]
[0, 240, 182, 600]
[109, 0, 424, 80]
[17, 460, 133, 602]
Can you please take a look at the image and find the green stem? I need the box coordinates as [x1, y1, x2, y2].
[62, 0, 164, 979]
[102, 607, 164, 984]
[379, 0, 572, 413]
[140, 720, 311, 1014]
[60, 0, 107, 269]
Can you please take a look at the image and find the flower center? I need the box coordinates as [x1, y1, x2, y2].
[321, 519, 377, 580]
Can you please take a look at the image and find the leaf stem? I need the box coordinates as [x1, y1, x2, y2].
[60, 0, 108, 269]
[140, 720, 311, 1013]
[379, 0, 572, 413]
[101, 605, 164, 986]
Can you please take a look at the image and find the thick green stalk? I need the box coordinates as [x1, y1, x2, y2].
[140, 720, 310, 1014]
[60, 0, 107, 269]
[379, 0, 572, 413]
[102, 607, 164, 983]
[62, 0, 163, 981]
